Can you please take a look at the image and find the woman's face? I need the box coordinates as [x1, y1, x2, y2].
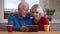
[30, 8, 41, 20]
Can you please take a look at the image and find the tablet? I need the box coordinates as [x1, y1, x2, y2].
[26, 25, 38, 32]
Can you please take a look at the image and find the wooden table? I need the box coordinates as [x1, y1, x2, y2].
[0, 31, 60, 34]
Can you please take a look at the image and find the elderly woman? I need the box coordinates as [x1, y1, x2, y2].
[30, 4, 49, 31]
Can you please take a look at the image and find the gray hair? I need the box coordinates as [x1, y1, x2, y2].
[18, 2, 29, 8]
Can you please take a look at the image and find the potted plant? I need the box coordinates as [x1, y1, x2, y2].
[46, 8, 55, 21]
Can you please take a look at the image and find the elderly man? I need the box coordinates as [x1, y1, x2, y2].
[8, 2, 32, 32]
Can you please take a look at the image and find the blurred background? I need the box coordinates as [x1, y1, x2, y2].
[0, 0, 60, 31]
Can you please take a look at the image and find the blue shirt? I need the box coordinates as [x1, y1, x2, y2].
[8, 13, 32, 31]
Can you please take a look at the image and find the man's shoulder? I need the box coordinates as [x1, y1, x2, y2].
[8, 13, 18, 18]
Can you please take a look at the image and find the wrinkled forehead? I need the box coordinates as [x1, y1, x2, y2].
[31, 7, 39, 12]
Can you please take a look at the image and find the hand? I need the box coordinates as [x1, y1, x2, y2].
[20, 26, 30, 32]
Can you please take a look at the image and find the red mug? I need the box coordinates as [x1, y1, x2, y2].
[7, 25, 13, 32]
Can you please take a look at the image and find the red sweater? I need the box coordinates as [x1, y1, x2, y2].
[32, 16, 49, 31]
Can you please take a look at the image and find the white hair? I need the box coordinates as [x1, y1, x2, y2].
[18, 2, 29, 8]
[37, 6, 44, 16]
[30, 4, 44, 17]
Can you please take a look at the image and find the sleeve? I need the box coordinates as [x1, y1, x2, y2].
[8, 15, 14, 25]
[44, 17, 50, 31]
[8, 15, 20, 31]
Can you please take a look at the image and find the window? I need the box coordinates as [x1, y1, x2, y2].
[4, 0, 21, 9]
[4, 0, 40, 19]
[3, 0, 60, 23]
[4, 0, 21, 19]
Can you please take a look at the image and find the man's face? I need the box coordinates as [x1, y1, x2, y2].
[18, 4, 29, 18]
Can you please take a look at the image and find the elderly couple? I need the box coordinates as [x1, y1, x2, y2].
[8, 2, 49, 32]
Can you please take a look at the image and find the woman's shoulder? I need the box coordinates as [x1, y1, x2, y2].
[41, 16, 49, 24]
[41, 16, 48, 19]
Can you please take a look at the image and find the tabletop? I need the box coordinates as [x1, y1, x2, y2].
[0, 31, 60, 34]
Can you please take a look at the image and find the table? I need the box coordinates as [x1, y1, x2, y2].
[0, 31, 60, 34]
